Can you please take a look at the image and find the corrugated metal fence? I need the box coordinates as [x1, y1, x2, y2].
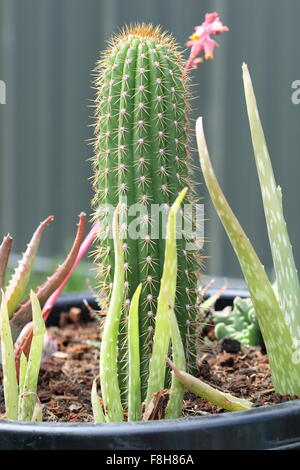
[1, 0, 300, 278]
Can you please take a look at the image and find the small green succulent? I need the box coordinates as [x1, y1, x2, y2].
[214, 297, 263, 347]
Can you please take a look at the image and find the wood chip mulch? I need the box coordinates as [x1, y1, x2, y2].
[0, 313, 299, 422]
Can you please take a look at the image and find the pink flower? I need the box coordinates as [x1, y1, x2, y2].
[183, 12, 229, 78]
[203, 37, 219, 60]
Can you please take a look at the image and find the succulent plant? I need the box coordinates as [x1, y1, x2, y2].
[0, 217, 101, 422]
[92, 189, 251, 423]
[0, 213, 87, 354]
[214, 297, 263, 347]
[196, 64, 300, 395]
[0, 290, 45, 421]
[92, 24, 200, 397]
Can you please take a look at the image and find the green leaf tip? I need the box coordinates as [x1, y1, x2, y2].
[30, 290, 46, 335]
[166, 357, 252, 412]
[91, 376, 105, 423]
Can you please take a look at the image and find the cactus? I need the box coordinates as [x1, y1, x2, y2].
[214, 297, 263, 347]
[92, 24, 199, 397]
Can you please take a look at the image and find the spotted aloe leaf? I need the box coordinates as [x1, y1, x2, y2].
[18, 352, 27, 406]
[91, 376, 105, 423]
[18, 291, 45, 421]
[146, 188, 188, 406]
[5, 216, 54, 319]
[99, 204, 124, 423]
[128, 283, 142, 422]
[0, 291, 18, 420]
[0, 235, 13, 289]
[243, 63, 300, 342]
[196, 113, 300, 395]
[166, 357, 252, 411]
[165, 297, 186, 419]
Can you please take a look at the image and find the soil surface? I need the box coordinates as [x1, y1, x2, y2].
[0, 309, 299, 422]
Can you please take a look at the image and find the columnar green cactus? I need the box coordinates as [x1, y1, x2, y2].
[92, 25, 199, 397]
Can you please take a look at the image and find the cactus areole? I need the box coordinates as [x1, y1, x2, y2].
[92, 25, 199, 398]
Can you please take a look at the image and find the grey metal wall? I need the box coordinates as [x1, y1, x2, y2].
[0, 0, 300, 279]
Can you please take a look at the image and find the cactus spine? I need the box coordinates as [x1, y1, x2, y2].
[93, 25, 199, 398]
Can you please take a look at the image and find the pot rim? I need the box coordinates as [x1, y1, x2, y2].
[1, 398, 300, 430]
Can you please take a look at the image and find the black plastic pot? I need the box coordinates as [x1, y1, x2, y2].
[1, 282, 300, 450]
[1, 400, 300, 450]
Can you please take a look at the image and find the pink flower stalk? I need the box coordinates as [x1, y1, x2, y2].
[183, 12, 229, 79]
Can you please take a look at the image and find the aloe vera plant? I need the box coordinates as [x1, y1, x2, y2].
[196, 64, 300, 395]
[0, 213, 87, 356]
[0, 290, 45, 421]
[93, 189, 251, 422]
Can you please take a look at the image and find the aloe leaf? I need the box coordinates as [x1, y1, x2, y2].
[0, 235, 13, 289]
[41, 221, 100, 320]
[19, 352, 27, 404]
[199, 284, 227, 313]
[10, 213, 86, 343]
[0, 291, 18, 420]
[243, 63, 300, 339]
[19, 291, 45, 421]
[91, 376, 105, 423]
[146, 188, 188, 406]
[13, 222, 100, 373]
[5, 216, 54, 318]
[99, 205, 124, 422]
[196, 117, 300, 394]
[31, 398, 43, 422]
[128, 283, 142, 422]
[166, 357, 252, 411]
[165, 295, 186, 419]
